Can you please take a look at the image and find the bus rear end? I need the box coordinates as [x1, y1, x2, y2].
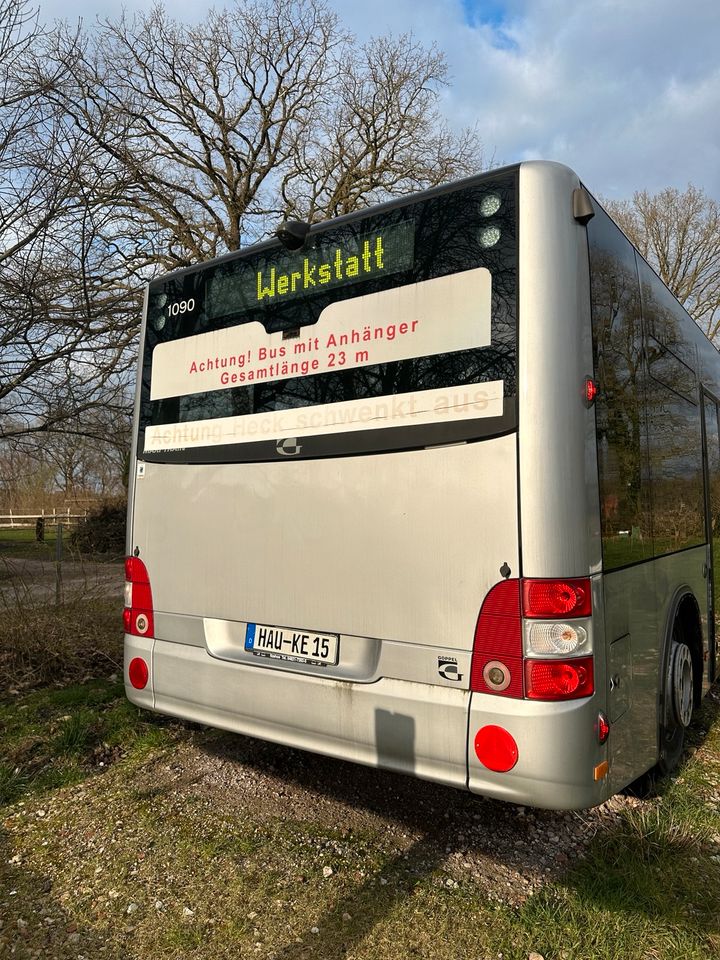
[125, 162, 610, 809]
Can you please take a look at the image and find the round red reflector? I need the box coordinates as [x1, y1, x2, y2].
[474, 725, 518, 772]
[128, 657, 149, 690]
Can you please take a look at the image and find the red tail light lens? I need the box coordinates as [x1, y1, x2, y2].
[524, 656, 594, 701]
[124, 556, 155, 638]
[522, 578, 591, 618]
[597, 712, 610, 744]
[471, 578, 595, 707]
[470, 579, 523, 697]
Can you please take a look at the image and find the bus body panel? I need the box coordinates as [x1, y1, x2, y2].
[129, 435, 519, 656]
[466, 691, 610, 809]
[517, 162, 601, 581]
[604, 546, 708, 790]
[126, 634, 471, 789]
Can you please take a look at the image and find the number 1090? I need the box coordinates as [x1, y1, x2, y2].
[167, 298, 195, 316]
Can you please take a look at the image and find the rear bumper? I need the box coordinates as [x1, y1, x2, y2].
[125, 635, 613, 809]
[125, 634, 470, 789]
[467, 691, 610, 809]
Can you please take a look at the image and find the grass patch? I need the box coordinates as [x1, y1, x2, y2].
[0, 524, 123, 563]
[0, 680, 176, 807]
[0, 527, 58, 563]
[0, 598, 718, 960]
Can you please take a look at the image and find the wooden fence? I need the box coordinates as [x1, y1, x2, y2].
[0, 509, 88, 529]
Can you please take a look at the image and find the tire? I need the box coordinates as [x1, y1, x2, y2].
[656, 619, 694, 776]
[625, 616, 695, 796]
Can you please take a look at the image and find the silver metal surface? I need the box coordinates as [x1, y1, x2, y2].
[670, 642, 694, 728]
[128, 634, 471, 789]
[517, 161, 601, 579]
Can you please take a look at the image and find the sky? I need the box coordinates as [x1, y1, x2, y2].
[36, 0, 720, 202]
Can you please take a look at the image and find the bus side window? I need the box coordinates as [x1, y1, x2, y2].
[588, 208, 653, 570]
[639, 258, 704, 556]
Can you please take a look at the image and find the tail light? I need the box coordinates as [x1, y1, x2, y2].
[471, 577, 594, 702]
[524, 656, 594, 700]
[470, 580, 523, 698]
[124, 556, 155, 639]
[522, 578, 591, 618]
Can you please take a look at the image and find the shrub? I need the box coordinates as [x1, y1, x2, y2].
[71, 499, 127, 556]
[0, 595, 122, 691]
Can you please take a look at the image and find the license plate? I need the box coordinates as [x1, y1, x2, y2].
[244, 622, 339, 666]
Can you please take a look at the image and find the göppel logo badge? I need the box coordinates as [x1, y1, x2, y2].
[276, 438, 303, 456]
[438, 657, 463, 682]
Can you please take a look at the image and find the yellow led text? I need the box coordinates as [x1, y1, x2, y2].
[256, 237, 386, 302]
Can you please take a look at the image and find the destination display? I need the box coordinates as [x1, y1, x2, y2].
[208, 221, 415, 314]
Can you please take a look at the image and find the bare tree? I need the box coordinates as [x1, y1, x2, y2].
[1, 196, 141, 443]
[0, 0, 138, 450]
[1, 0, 486, 497]
[281, 34, 483, 220]
[0, 0, 82, 267]
[38, 0, 483, 268]
[606, 186, 720, 344]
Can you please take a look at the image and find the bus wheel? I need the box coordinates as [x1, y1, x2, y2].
[657, 621, 694, 776]
[626, 618, 694, 797]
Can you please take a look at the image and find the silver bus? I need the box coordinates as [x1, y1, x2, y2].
[124, 161, 718, 809]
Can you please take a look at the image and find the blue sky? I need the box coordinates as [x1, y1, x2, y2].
[38, 0, 720, 201]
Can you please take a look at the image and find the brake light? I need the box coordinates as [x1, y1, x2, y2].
[124, 556, 155, 638]
[524, 656, 594, 701]
[522, 578, 591, 618]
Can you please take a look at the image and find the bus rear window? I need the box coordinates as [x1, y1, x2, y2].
[139, 171, 517, 463]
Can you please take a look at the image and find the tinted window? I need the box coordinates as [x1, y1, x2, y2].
[639, 259, 704, 553]
[589, 206, 653, 569]
[139, 172, 517, 464]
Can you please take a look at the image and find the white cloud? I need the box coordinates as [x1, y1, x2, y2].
[37, 0, 720, 200]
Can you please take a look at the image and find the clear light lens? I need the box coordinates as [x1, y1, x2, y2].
[480, 193, 502, 217]
[124, 581, 133, 607]
[478, 226, 501, 248]
[525, 621, 589, 656]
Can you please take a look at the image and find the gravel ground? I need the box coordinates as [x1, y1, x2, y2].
[129, 727, 647, 905]
[3, 695, 719, 960]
